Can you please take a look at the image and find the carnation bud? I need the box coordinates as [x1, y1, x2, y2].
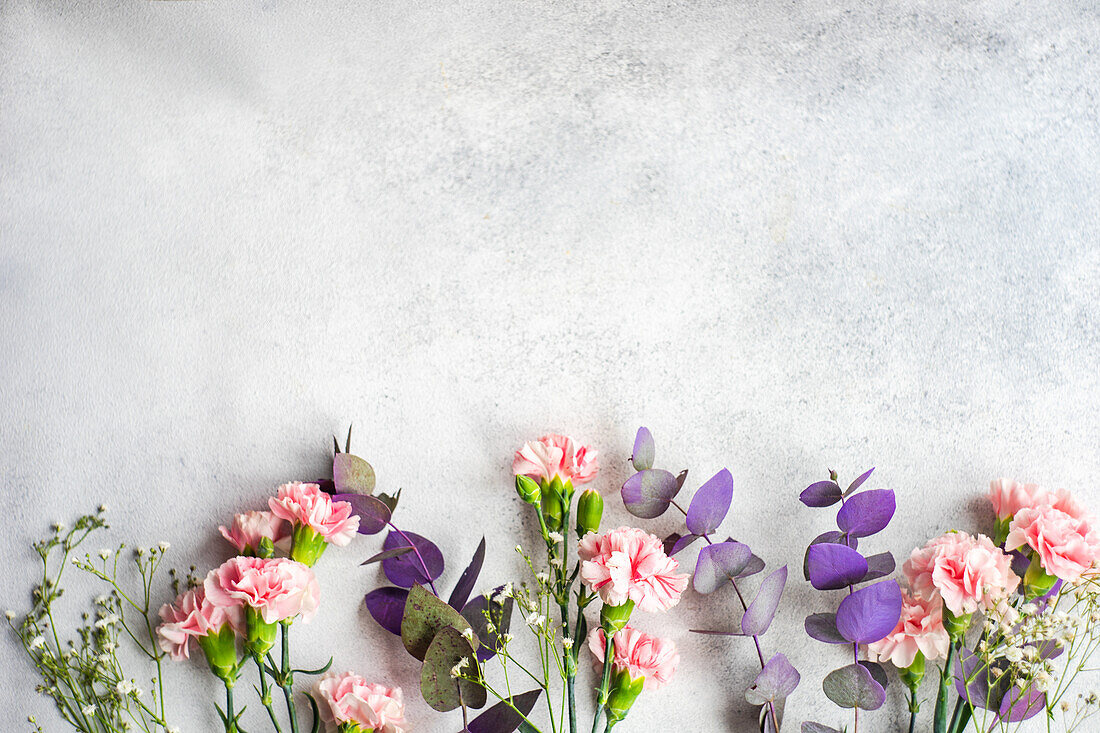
[575, 490, 604, 537]
[197, 625, 239, 683]
[515, 475, 541, 504]
[244, 607, 278, 657]
[605, 668, 645, 723]
[541, 481, 564, 533]
[899, 651, 925, 698]
[1023, 555, 1059, 600]
[942, 607, 972, 641]
[600, 600, 635, 633]
[256, 536, 276, 560]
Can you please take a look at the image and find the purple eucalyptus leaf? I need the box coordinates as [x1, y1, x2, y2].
[675, 469, 689, 489]
[621, 469, 680, 519]
[836, 489, 896, 538]
[804, 532, 857, 580]
[860, 552, 896, 583]
[462, 589, 513, 663]
[361, 546, 416, 565]
[694, 541, 754, 594]
[1034, 639, 1063, 661]
[333, 453, 376, 494]
[835, 580, 902, 643]
[382, 531, 445, 588]
[858, 660, 888, 691]
[669, 533, 700, 556]
[844, 467, 875, 497]
[685, 469, 735, 535]
[335, 493, 391, 535]
[738, 554, 766, 578]
[745, 653, 800, 706]
[465, 689, 542, 733]
[806, 543, 868, 591]
[801, 724, 842, 733]
[800, 481, 843, 508]
[954, 648, 1004, 710]
[631, 427, 655, 471]
[447, 537, 486, 610]
[804, 613, 847, 644]
[364, 586, 409, 635]
[741, 565, 787, 637]
[997, 686, 1045, 723]
[822, 663, 886, 710]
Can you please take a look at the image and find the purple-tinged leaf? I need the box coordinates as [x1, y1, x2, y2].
[955, 648, 1008, 710]
[1034, 639, 1063, 661]
[741, 565, 787, 637]
[836, 489, 896, 538]
[822, 663, 886, 710]
[670, 533, 700, 555]
[835, 580, 902, 643]
[361, 546, 416, 565]
[364, 587, 408, 635]
[804, 613, 847, 644]
[844, 467, 875, 497]
[804, 532, 857, 581]
[860, 552, 895, 583]
[631, 427, 655, 471]
[466, 689, 542, 733]
[745, 653, 800, 706]
[401, 585, 473, 661]
[802, 724, 842, 733]
[806, 543, 868, 591]
[997, 686, 1045, 722]
[462, 589, 513, 663]
[675, 469, 689, 489]
[421, 626, 484, 712]
[662, 533, 681, 556]
[382, 531, 445, 588]
[686, 469, 735, 535]
[621, 469, 680, 519]
[800, 481, 843, 508]
[447, 537, 486, 611]
[333, 453, 376, 494]
[315, 478, 336, 495]
[694, 541, 753, 594]
[738, 554, 766, 578]
[335, 493, 391, 535]
[689, 628, 746, 636]
[858, 660, 888, 691]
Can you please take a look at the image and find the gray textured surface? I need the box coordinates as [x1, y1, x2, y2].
[3, 1, 1100, 731]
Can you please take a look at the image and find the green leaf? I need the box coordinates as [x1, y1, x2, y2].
[376, 488, 402, 513]
[822, 663, 886, 710]
[402, 584, 473, 661]
[421, 626, 485, 712]
[333, 453, 376, 494]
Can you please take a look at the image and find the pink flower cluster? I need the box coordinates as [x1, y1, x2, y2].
[866, 590, 950, 669]
[512, 434, 599, 485]
[903, 531, 1019, 616]
[156, 586, 243, 661]
[578, 527, 688, 612]
[219, 510, 291, 555]
[587, 626, 679, 691]
[315, 671, 407, 733]
[270, 482, 360, 546]
[205, 556, 320, 624]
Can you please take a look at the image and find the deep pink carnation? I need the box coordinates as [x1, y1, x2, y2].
[1006, 504, 1100, 582]
[512, 434, 598, 485]
[156, 586, 243, 661]
[204, 556, 320, 624]
[269, 482, 359, 546]
[587, 626, 679, 690]
[578, 527, 688, 612]
[988, 478, 1046, 520]
[218, 510, 291, 554]
[315, 671, 406, 733]
[866, 589, 950, 669]
[903, 532, 1019, 615]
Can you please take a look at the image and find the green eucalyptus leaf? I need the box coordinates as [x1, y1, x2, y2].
[420, 626, 485, 712]
[333, 453, 376, 495]
[402, 584, 474, 661]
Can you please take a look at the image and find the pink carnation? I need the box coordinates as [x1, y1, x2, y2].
[988, 478, 1046, 520]
[269, 482, 359, 546]
[866, 590, 950, 669]
[903, 532, 1020, 615]
[587, 626, 679, 691]
[204, 556, 320, 624]
[1046, 488, 1094, 523]
[156, 586, 243, 661]
[1006, 504, 1100, 582]
[578, 527, 688, 612]
[219, 510, 292, 554]
[315, 672, 406, 733]
[512, 434, 598, 485]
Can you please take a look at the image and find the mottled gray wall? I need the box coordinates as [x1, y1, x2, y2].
[2, 1, 1099, 731]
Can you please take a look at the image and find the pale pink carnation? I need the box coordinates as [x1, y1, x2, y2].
[578, 527, 688, 612]
[204, 556, 320, 624]
[988, 478, 1046, 520]
[1046, 488, 1094, 523]
[156, 586, 243, 661]
[1006, 504, 1100, 582]
[269, 482, 359, 546]
[315, 671, 406, 733]
[866, 590, 950, 669]
[587, 626, 679, 691]
[903, 532, 1020, 615]
[512, 434, 598, 485]
[219, 510, 291, 554]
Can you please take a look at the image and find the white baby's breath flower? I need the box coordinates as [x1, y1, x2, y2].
[99, 549, 111, 560]
[535, 572, 549, 583]
[562, 638, 574, 649]
[158, 542, 170, 552]
[502, 633, 514, 644]
[1005, 647, 1024, 663]
[461, 628, 476, 643]
[29, 636, 45, 650]
[547, 532, 564, 544]
[81, 704, 96, 716]
[5, 610, 14, 620]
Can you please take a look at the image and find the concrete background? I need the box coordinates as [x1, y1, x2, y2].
[3, 1, 1099, 731]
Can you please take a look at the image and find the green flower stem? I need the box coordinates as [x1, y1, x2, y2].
[255, 655, 284, 733]
[933, 642, 958, 733]
[225, 680, 237, 733]
[279, 621, 300, 733]
[591, 632, 614, 733]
